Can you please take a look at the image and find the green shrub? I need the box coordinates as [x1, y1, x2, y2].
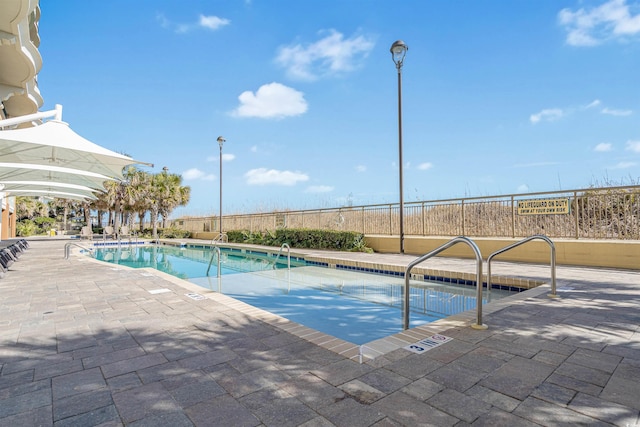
[227, 228, 372, 252]
[34, 216, 56, 229]
[159, 227, 191, 238]
[16, 220, 37, 237]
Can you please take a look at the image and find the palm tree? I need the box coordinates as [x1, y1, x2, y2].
[15, 196, 37, 220]
[148, 168, 190, 239]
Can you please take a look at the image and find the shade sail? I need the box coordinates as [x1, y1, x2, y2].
[0, 162, 114, 190]
[0, 180, 99, 200]
[0, 120, 150, 179]
[5, 189, 98, 201]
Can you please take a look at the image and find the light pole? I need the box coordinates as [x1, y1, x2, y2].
[217, 136, 226, 238]
[391, 40, 408, 253]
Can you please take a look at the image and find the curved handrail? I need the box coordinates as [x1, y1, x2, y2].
[487, 234, 557, 298]
[211, 232, 228, 245]
[64, 242, 94, 259]
[404, 236, 486, 330]
[206, 246, 222, 277]
[273, 243, 291, 270]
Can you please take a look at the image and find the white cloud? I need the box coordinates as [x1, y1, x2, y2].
[417, 162, 433, 170]
[182, 168, 215, 181]
[305, 185, 334, 193]
[530, 108, 564, 124]
[558, 0, 640, 46]
[355, 165, 366, 172]
[276, 29, 375, 81]
[156, 13, 229, 33]
[250, 145, 258, 153]
[602, 107, 633, 116]
[626, 140, 640, 152]
[530, 99, 613, 124]
[517, 184, 529, 193]
[594, 142, 613, 152]
[245, 168, 309, 186]
[232, 82, 308, 119]
[584, 99, 601, 109]
[198, 15, 230, 30]
[612, 161, 637, 169]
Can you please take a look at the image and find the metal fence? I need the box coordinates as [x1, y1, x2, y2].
[173, 185, 640, 240]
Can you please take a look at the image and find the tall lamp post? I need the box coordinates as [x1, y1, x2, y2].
[391, 40, 408, 253]
[217, 136, 226, 238]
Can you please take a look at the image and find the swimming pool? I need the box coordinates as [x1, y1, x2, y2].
[92, 245, 516, 345]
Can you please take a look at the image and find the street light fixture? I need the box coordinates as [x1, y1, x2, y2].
[217, 136, 226, 239]
[390, 40, 408, 253]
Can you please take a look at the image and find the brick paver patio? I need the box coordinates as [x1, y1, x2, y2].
[1, 238, 638, 426]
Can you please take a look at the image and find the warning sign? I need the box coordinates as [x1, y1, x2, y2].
[517, 198, 570, 215]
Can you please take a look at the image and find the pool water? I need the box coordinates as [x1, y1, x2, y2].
[92, 245, 294, 279]
[92, 245, 516, 345]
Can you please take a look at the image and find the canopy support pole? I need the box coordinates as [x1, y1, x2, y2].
[0, 104, 63, 128]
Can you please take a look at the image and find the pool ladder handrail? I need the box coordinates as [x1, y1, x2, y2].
[64, 242, 93, 259]
[487, 234, 557, 298]
[116, 231, 138, 248]
[272, 243, 291, 270]
[211, 232, 228, 245]
[404, 236, 486, 330]
[206, 246, 222, 277]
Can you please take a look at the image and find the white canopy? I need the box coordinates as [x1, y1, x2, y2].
[0, 162, 115, 191]
[0, 180, 99, 200]
[0, 108, 153, 200]
[0, 120, 148, 179]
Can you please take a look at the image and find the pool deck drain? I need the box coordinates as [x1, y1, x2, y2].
[1, 238, 639, 426]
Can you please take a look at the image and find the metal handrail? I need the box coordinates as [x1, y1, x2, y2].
[206, 246, 221, 277]
[487, 234, 557, 298]
[211, 232, 228, 245]
[64, 242, 93, 259]
[273, 243, 291, 270]
[403, 236, 486, 330]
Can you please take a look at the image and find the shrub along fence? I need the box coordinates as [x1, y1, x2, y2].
[172, 185, 640, 241]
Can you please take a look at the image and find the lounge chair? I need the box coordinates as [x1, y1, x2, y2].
[80, 226, 93, 240]
[103, 226, 115, 240]
[119, 225, 132, 240]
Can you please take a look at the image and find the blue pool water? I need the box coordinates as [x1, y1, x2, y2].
[92, 245, 515, 345]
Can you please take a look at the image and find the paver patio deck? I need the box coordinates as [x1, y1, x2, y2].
[0, 238, 638, 426]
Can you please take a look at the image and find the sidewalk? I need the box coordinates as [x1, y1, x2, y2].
[0, 239, 638, 426]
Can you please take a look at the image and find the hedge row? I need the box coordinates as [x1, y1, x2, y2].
[226, 229, 372, 252]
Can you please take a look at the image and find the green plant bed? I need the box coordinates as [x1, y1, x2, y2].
[226, 228, 372, 253]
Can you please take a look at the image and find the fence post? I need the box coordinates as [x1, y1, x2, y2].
[461, 200, 466, 235]
[511, 196, 516, 238]
[421, 201, 425, 236]
[574, 191, 579, 239]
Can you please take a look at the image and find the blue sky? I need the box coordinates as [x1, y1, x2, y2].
[37, 0, 640, 217]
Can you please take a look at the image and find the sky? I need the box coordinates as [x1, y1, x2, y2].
[36, 0, 640, 217]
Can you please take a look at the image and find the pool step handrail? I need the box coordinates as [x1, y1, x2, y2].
[272, 243, 291, 270]
[211, 232, 228, 245]
[487, 234, 557, 298]
[206, 246, 221, 277]
[64, 242, 93, 259]
[404, 236, 486, 330]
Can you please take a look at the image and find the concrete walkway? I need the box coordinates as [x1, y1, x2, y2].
[0, 239, 639, 426]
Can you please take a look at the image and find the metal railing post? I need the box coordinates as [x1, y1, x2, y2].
[486, 234, 557, 299]
[403, 236, 485, 330]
